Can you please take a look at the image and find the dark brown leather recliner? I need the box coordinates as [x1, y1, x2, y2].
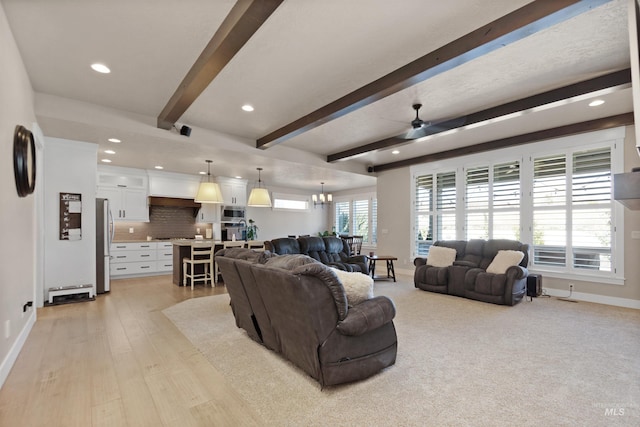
[216, 248, 397, 387]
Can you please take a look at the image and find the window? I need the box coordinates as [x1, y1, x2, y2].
[335, 201, 350, 235]
[532, 147, 613, 272]
[411, 127, 624, 283]
[465, 161, 520, 240]
[272, 192, 309, 211]
[414, 171, 456, 255]
[334, 193, 377, 245]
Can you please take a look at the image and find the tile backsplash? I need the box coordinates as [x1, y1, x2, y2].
[113, 206, 212, 241]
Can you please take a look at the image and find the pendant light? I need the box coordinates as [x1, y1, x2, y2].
[195, 160, 224, 203]
[247, 167, 272, 207]
[312, 182, 332, 208]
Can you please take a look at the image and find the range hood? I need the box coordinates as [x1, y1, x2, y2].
[613, 169, 640, 210]
[148, 196, 201, 208]
[148, 196, 202, 217]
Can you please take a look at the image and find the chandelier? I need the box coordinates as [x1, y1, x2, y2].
[312, 182, 332, 208]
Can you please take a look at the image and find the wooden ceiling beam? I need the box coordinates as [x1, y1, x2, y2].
[256, 0, 609, 149]
[370, 113, 634, 172]
[327, 68, 631, 162]
[157, 0, 284, 130]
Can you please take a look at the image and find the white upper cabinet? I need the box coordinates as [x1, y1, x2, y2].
[218, 177, 247, 206]
[97, 166, 149, 222]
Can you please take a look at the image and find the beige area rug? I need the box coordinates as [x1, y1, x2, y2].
[163, 280, 640, 426]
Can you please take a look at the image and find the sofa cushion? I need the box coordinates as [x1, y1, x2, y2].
[332, 268, 374, 306]
[486, 250, 525, 274]
[265, 254, 318, 269]
[218, 247, 272, 263]
[427, 246, 457, 267]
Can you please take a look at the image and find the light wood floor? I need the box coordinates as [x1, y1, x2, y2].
[0, 275, 264, 427]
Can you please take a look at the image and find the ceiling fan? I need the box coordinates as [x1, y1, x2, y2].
[404, 103, 466, 140]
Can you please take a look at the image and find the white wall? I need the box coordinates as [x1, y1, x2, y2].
[245, 185, 330, 241]
[0, 3, 38, 387]
[43, 138, 98, 301]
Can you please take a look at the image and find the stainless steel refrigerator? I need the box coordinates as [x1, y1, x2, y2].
[96, 198, 113, 293]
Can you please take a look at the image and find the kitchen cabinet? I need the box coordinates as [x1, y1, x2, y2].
[156, 242, 174, 272]
[197, 203, 219, 222]
[97, 165, 149, 222]
[97, 186, 148, 221]
[110, 242, 157, 276]
[218, 177, 247, 206]
[110, 241, 173, 276]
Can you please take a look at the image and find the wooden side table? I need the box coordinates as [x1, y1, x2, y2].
[368, 255, 397, 282]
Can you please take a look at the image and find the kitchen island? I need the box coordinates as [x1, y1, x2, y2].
[172, 239, 220, 286]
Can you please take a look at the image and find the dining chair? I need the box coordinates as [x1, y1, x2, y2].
[183, 242, 214, 290]
[351, 236, 364, 255]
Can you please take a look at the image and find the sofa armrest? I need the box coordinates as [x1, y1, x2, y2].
[346, 254, 367, 264]
[414, 257, 427, 267]
[506, 265, 528, 280]
[336, 296, 396, 336]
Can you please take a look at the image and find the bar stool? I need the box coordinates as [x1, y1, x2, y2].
[214, 241, 245, 283]
[183, 242, 214, 290]
[246, 240, 265, 251]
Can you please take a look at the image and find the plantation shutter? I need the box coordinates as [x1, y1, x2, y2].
[353, 199, 369, 243]
[437, 172, 457, 240]
[532, 154, 567, 267]
[335, 201, 350, 235]
[465, 166, 489, 239]
[572, 147, 612, 271]
[415, 174, 434, 255]
[371, 198, 378, 244]
[493, 161, 520, 240]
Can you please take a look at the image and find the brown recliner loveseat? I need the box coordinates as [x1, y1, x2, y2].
[216, 247, 398, 387]
[414, 239, 530, 306]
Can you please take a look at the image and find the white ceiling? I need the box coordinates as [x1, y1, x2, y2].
[1, 0, 632, 192]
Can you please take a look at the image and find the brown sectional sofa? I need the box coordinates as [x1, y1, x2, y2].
[414, 239, 530, 306]
[215, 247, 398, 387]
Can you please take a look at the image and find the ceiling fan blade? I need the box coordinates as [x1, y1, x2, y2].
[404, 116, 468, 140]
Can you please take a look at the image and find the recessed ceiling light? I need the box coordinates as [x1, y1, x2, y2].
[589, 99, 605, 107]
[104, 149, 115, 154]
[235, 176, 242, 179]
[392, 150, 400, 155]
[154, 166, 163, 170]
[199, 171, 206, 175]
[241, 104, 254, 112]
[108, 138, 121, 143]
[101, 159, 112, 163]
[91, 63, 111, 74]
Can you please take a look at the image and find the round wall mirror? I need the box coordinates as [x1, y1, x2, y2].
[13, 125, 36, 197]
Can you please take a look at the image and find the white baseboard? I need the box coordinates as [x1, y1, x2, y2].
[0, 310, 36, 388]
[543, 287, 640, 309]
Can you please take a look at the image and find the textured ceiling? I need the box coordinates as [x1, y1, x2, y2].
[1, 0, 632, 192]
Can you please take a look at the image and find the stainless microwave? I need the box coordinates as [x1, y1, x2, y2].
[221, 205, 245, 222]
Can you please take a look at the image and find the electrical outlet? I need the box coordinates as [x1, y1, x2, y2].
[197, 228, 200, 233]
[4, 320, 10, 339]
[129, 227, 134, 233]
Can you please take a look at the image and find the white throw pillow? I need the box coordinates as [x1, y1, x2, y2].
[426, 246, 457, 267]
[486, 250, 525, 274]
[332, 268, 374, 307]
